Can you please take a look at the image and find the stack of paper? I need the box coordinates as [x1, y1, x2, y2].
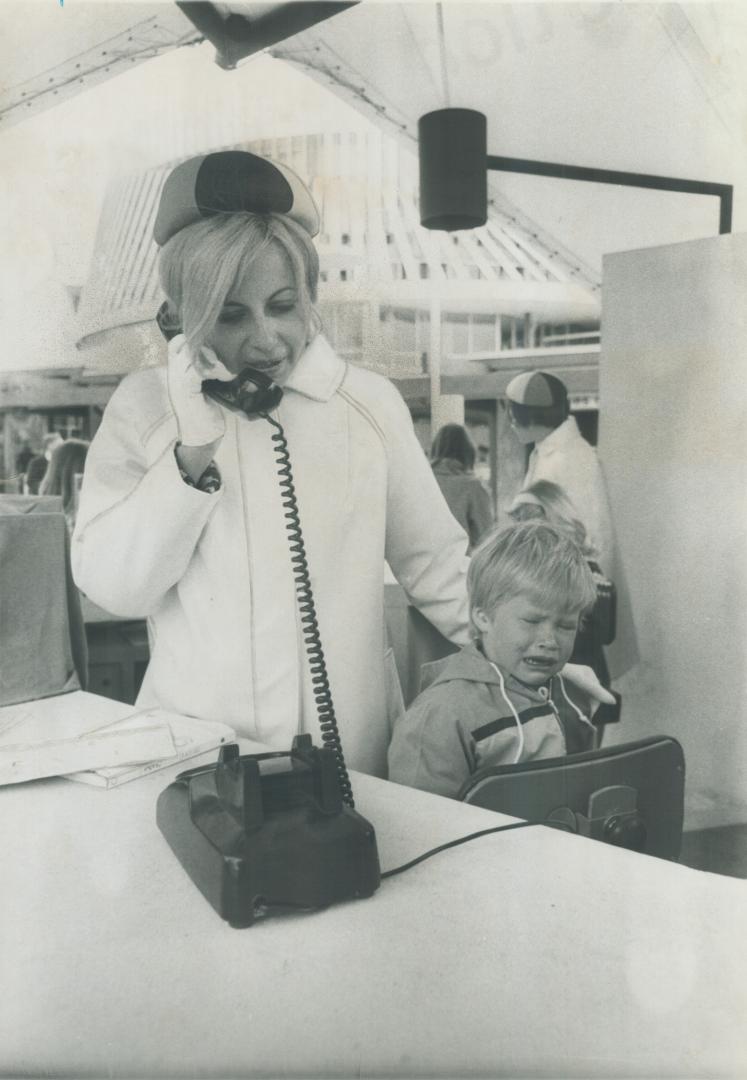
[66, 709, 235, 788]
[0, 691, 235, 788]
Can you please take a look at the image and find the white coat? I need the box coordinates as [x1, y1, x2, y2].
[522, 416, 639, 678]
[524, 416, 615, 575]
[72, 335, 471, 777]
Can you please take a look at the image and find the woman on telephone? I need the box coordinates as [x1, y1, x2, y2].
[73, 151, 609, 776]
[72, 150, 473, 777]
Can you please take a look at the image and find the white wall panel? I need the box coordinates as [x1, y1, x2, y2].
[599, 232, 747, 828]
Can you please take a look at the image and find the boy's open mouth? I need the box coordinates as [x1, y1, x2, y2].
[522, 655, 558, 670]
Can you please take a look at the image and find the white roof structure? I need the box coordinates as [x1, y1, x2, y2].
[269, 3, 747, 270]
[76, 128, 599, 373]
[3, 2, 743, 385]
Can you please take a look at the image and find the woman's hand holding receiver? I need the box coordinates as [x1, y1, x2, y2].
[168, 334, 235, 483]
[562, 662, 616, 715]
[167, 333, 235, 446]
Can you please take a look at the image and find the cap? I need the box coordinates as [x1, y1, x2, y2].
[153, 150, 320, 246]
[505, 370, 568, 409]
[508, 491, 542, 512]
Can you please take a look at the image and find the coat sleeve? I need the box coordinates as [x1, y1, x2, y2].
[388, 690, 474, 799]
[378, 383, 471, 646]
[71, 375, 223, 617]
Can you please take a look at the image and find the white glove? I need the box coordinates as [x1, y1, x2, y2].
[167, 333, 235, 446]
[561, 662, 616, 716]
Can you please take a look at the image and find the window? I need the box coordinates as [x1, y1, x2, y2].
[446, 314, 469, 353]
[472, 316, 497, 352]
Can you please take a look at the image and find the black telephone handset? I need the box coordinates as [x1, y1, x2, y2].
[156, 301, 283, 416]
[202, 366, 283, 417]
[155, 303, 377, 924]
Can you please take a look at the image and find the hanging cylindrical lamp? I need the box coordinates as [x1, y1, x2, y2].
[418, 108, 487, 231]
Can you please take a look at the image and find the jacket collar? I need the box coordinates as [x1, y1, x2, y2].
[533, 416, 580, 459]
[433, 458, 469, 476]
[421, 642, 556, 703]
[284, 333, 346, 402]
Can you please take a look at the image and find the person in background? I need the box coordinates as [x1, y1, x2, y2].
[388, 521, 598, 799]
[16, 443, 34, 476]
[506, 370, 614, 575]
[40, 438, 90, 532]
[474, 442, 491, 486]
[24, 455, 49, 496]
[430, 423, 493, 552]
[508, 479, 614, 687]
[23, 432, 65, 495]
[43, 432, 65, 459]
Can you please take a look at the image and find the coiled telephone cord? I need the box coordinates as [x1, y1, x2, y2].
[263, 413, 355, 808]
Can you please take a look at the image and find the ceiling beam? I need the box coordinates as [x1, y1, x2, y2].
[176, 2, 358, 70]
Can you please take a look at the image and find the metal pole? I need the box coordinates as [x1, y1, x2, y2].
[486, 155, 733, 234]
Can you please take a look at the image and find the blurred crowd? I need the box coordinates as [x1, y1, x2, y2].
[17, 433, 90, 532]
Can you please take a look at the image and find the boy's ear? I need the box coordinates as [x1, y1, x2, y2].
[472, 607, 491, 633]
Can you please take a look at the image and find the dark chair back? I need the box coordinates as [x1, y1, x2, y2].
[460, 736, 685, 861]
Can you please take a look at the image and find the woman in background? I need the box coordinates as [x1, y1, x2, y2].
[430, 424, 493, 552]
[40, 439, 90, 533]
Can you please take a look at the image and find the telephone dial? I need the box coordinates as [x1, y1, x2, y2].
[155, 302, 381, 925]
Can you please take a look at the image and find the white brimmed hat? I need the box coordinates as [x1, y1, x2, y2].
[153, 150, 320, 245]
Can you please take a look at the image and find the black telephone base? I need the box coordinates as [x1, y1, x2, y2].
[157, 736, 380, 927]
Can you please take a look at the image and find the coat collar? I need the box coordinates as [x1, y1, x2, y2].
[283, 333, 346, 402]
[533, 416, 580, 459]
[421, 642, 556, 704]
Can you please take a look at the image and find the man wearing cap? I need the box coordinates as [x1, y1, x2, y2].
[506, 370, 614, 575]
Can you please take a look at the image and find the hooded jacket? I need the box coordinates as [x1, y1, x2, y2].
[388, 643, 593, 799]
[72, 335, 471, 777]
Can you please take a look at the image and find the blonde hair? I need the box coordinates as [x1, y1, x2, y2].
[467, 520, 597, 638]
[509, 480, 595, 558]
[158, 211, 320, 353]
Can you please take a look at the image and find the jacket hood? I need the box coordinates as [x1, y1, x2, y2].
[419, 642, 565, 704]
[432, 457, 469, 476]
[420, 643, 506, 690]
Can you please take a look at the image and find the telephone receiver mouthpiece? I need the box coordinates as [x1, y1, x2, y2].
[203, 366, 283, 418]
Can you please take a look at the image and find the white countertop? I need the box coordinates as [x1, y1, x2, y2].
[1, 737, 745, 1078]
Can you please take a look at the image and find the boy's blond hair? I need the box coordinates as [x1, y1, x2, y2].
[467, 520, 597, 638]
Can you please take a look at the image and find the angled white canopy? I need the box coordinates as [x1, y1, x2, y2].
[269, 2, 747, 269]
